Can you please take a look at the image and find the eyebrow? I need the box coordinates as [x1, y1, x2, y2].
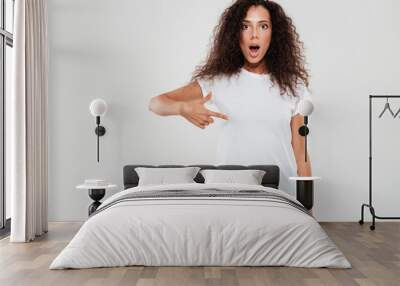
[242, 20, 271, 24]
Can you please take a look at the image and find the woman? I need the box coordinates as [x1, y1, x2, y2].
[148, 0, 312, 196]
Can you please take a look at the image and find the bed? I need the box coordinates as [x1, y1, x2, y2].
[49, 164, 351, 269]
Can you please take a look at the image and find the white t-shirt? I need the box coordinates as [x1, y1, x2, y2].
[197, 67, 313, 196]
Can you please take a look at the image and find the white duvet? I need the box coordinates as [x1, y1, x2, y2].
[49, 183, 351, 269]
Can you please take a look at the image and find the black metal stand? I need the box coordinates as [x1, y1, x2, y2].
[88, 188, 105, 216]
[359, 95, 400, 230]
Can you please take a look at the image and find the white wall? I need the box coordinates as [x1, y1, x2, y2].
[47, 0, 400, 221]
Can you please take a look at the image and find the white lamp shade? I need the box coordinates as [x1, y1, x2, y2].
[298, 99, 314, 116]
[89, 99, 107, 117]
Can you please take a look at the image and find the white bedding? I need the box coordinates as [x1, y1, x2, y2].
[49, 183, 351, 269]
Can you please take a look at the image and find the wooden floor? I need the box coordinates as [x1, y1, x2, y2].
[0, 222, 399, 286]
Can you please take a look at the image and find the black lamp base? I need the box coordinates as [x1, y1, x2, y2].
[88, 189, 105, 216]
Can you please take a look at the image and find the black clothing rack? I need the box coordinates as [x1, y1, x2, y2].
[359, 95, 400, 230]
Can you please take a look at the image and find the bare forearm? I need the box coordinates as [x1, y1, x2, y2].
[295, 152, 312, 177]
[149, 95, 183, 116]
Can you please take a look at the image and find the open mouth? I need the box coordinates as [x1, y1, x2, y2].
[249, 45, 260, 57]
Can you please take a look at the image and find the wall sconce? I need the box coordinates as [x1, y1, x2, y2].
[297, 99, 314, 162]
[89, 99, 107, 162]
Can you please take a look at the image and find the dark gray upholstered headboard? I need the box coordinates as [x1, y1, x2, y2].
[123, 165, 280, 189]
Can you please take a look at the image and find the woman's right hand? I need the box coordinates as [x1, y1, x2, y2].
[180, 92, 229, 129]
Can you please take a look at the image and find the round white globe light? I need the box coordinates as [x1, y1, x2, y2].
[89, 99, 108, 117]
[298, 99, 314, 116]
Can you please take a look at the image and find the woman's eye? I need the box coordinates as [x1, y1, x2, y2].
[261, 24, 269, 30]
[241, 24, 248, 30]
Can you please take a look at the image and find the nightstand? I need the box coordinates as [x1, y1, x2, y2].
[76, 182, 117, 216]
[289, 176, 321, 210]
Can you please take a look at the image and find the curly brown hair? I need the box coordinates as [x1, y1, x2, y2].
[191, 0, 309, 97]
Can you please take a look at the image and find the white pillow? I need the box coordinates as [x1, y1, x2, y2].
[135, 167, 201, 186]
[200, 169, 266, 185]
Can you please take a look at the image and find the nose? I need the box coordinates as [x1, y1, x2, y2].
[251, 27, 259, 39]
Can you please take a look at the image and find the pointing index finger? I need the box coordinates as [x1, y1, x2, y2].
[208, 110, 229, 120]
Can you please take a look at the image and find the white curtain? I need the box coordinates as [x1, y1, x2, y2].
[9, 0, 49, 242]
